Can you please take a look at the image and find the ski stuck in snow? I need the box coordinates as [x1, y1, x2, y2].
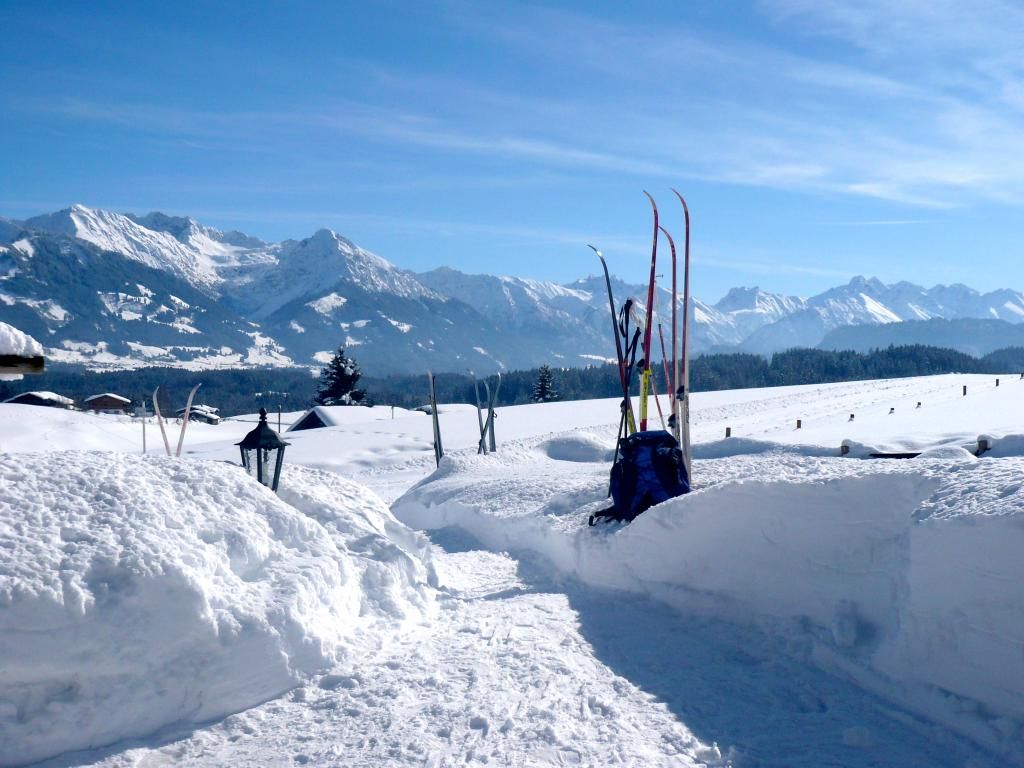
[151, 383, 202, 457]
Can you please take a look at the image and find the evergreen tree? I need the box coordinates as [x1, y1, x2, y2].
[315, 347, 367, 405]
[531, 364, 559, 403]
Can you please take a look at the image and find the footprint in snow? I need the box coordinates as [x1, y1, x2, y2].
[318, 673, 360, 690]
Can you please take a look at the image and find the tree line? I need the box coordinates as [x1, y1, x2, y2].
[4, 344, 1023, 417]
[366, 345, 1024, 408]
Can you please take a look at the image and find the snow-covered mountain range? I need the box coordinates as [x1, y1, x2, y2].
[2, 204, 1023, 373]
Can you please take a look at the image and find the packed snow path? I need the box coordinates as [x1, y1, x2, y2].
[39, 528, 998, 768]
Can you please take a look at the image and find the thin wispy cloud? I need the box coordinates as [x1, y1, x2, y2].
[447, 3, 1024, 208]
[26, 11, 1024, 212]
[4, 1, 1024, 294]
[820, 219, 930, 228]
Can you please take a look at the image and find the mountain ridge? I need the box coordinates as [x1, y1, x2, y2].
[2, 203, 1022, 373]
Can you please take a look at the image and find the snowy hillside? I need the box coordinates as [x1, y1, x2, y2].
[1, 373, 1022, 765]
[3, 204, 1024, 373]
[0, 231, 293, 370]
[235, 229, 436, 319]
[25, 205, 223, 290]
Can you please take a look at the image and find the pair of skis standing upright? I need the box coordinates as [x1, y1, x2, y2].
[591, 188, 692, 484]
[148, 383, 201, 457]
[425, 371, 500, 468]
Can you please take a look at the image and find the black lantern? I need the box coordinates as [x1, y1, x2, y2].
[236, 408, 289, 492]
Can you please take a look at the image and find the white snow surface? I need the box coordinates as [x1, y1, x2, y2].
[3, 373, 1024, 766]
[396, 446, 1024, 759]
[0, 453, 434, 766]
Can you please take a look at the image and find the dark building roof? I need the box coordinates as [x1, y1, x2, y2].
[2, 391, 75, 408]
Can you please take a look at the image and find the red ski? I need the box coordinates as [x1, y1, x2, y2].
[639, 191, 659, 431]
[658, 224, 681, 442]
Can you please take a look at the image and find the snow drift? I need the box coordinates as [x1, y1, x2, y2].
[0, 453, 434, 767]
[394, 437, 1024, 761]
[0, 321, 42, 358]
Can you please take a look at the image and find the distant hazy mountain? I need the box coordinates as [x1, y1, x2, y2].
[820, 318, 1024, 357]
[739, 276, 1024, 354]
[2, 204, 1023, 373]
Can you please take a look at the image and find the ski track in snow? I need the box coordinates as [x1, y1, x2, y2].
[45, 531, 996, 768]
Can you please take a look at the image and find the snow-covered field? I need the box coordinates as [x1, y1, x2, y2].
[2, 373, 1023, 766]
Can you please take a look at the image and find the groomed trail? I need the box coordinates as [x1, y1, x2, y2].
[52, 529, 993, 768]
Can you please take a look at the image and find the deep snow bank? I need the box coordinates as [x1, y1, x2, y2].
[393, 436, 1024, 760]
[0, 452, 434, 767]
[0, 321, 42, 358]
[0, 322, 42, 382]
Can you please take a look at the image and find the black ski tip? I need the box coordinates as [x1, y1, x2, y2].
[588, 515, 597, 527]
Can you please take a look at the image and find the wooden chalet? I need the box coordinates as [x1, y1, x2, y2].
[84, 393, 132, 414]
[176, 404, 221, 425]
[2, 391, 75, 409]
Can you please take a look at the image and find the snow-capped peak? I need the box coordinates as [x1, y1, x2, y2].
[239, 228, 436, 319]
[25, 205, 221, 290]
[283, 228, 430, 297]
[715, 286, 806, 316]
[126, 210, 271, 268]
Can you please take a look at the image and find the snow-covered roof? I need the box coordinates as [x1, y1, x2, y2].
[288, 405, 346, 431]
[2, 391, 74, 405]
[177, 403, 219, 414]
[287, 404, 390, 431]
[0, 321, 43, 357]
[85, 393, 131, 403]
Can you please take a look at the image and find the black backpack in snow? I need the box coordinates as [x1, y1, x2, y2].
[589, 430, 690, 525]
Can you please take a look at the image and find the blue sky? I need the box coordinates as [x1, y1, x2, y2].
[2, 0, 1023, 301]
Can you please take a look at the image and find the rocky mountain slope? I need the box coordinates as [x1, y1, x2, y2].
[2, 205, 1022, 373]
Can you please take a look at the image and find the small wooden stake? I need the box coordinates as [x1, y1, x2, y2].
[725, 426, 732, 438]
